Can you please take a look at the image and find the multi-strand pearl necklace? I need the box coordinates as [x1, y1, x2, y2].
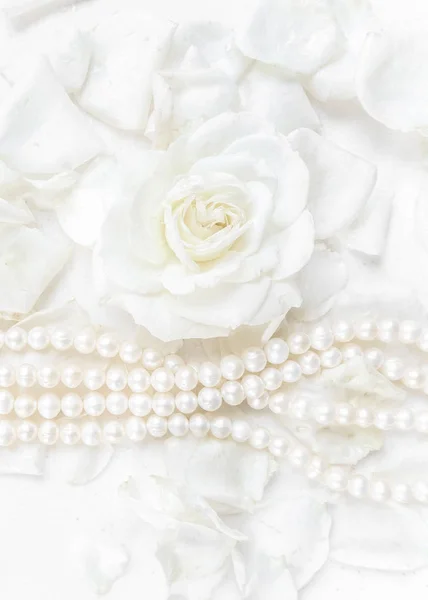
[1, 318, 428, 505]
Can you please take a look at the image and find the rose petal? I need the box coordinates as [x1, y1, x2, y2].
[45, 27, 91, 93]
[0, 197, 33, 225]
[346, 188, 392, 258]
[0, 444, 46, 476]
[272, 210, 315, 280]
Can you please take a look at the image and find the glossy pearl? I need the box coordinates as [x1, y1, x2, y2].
[0, 390, 14, 415]
[269, 437, 289, 457]
[220, 355, 244, 380]
[247, 391, 269, 410]
[364, 348, 384, 370]
[50, 327, 73, 351]
[198, 388, 222, 412]
[306, 456, 325, 480]
[324, 466, 349, 492]
[17, 421, 37, 443]
[106, 366, 128, 392]
[106, 392, 128, 416]
[0, 421, 15, 446]
[377, 319, 399, 343]
[287, 446, 310, 468]
[320, 347, 342, 369]
[151, 367, 175, 393]
[74, 328, 96, 354]
[342, 344, 363, 361]
[83, 367, 105, 391]
[198, 362, 221, 387]
[175, 391, 198, 414]
[61, 393, 83, 418]
[281, 361, 302, 383]
[382, 357, 405, 381]
[288, 396, 311, 420]
[152, 392, 175, 417]
[221, 381, 245, 406]
[129, 393, 151, 417]
[5, 327, 27, 351]
[261, 367, 282, 391]
[96, 333, 119, 358]
[242, 347, 267, 373]
[38, 394, 61, 419]
[373, 409, 394, 430]
[38, 366, 60, 389]
[210, 416, 232, 439]
[81, 421, 101, 446]
[264, 338, 289, 365]
[249, 427, 270, 450]
[38, 421, 59, 445]
[355, 407, 373, 428]
[103, 421, 125, 444]
[391, 483, 411, 504]
[310, 325, 333, 351]
[412, 481, 428, 503]
[312, 400, 335, 426]
[231, 420, 252, 443]
[287, 332, 310, 355]
[402, 367, 424, 390]
[16, 364, 37, 388]
[147, 415, 167, 438]
[0, 364, 15, 387]
[355, 319, 377, 341]
[394, 408, 414, 430]
[415, 411, 428, 433]
[119, 342, 142, 364]
[189, 414, 210, 437]
[348, 474, 368, 499]
[15, 394, 36, 419]
[28, 326, 49, 350]
[417, 329, 428, 352]
[269, 391, 289, 415]
[299, 351, 321, 375]
[335, 403, 355, 426]
[333, 319, 354, 343]
[60, 422, 81, 445]
[61, 364, 83, 389]
[142, 348, 163, 370]
[175, 366, 198, 391]
[125, 417, 147, 442]
[164, 354, 185, 373]
[399, 320, 420, 344]
[83, 392, 105, 417]
[369, 479, 390, 502]
[168, 413, 189, 437]
[128, 368, 150, 393]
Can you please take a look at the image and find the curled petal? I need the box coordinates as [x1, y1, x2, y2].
[272, 210, 315, 280]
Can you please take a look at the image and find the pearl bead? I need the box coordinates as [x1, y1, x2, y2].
[38, 393, 61, 419]
[106, 366, 128, 392]
[269, 391, 289, 415]
[0, 421, 15, 446]
[231, 420, 252, 443]
[16, 364, 37, 388]
[164, 354, 184, 373]
[250, 427, 270, 450]
[342, 344, 363, 361]
[74, 328, 96, 354]
[306, 456, 325, 480]
[333, 319, 354, 343]
[242, 347, 267, 373]
[0, 390, 14, 415]
[119, 342, 142, 364]
[5, 327, 27, 351]
[142, 348, 163, 370]
[415, 411, 428, 433]
[320, 347, 342, 369]
[210, 416, 232, 439]
[152, 392, 175, 417]
[60, 422, 81, 445]
[83, 367, 105, 391]
[17, 421, 37, 443]
[106, 392, 128, 416]
[50, 327, 73, 351]
[15, 394, 36, 418]
[289, 396, 311, 420]
[198, 362, 221, 387]
[399, 320, 421, 344]
[96, 333, 119, 358]
[38, 421, 59, 445]
[394, 408, 414, 430]
[147, 415, 167, 438]
[220, 355, 244, 380]
[264, 338, 289, 365]
[402, 366, 424, 390]
[83, 392, 105, 417]
[369, 479, 390, 502]
[175, 391, 198, 414]
[287, 332, 310, 355]
[412, 481, 428, 503]
[247, 391, 269, 410]
[38, 366, 60, 389]
[61, 364, 83, 389]
[175, 366, 198, 391]
[81, 421, 101, 446]
[355, 407, 373, 428]
[348, 474, 368, 499]
[269, 437, 289, 457]
[129, 393, 152, 417]
[0, 364, 15, 387]
[151, 367, 175, 393]
[198, 388, 222, 412]
[128, 368, 150, 393]
[335, 403, 355, 426]
[299, 351, 321, 375]
[125, 417, 147, 442]
[382, 357, 405, 381]
[61, 393, 83, 418]
[391, 483, 411, 504]
[28, 326, 49, 350]
[287, 446, 310, 469]
[417, 328, 428, 352]
[324, 466, 349, 492]
[374, 409, 394, 430]
[221, 381, 245, 406]
[377, 319, 399, 343]
[103, 421, 125, 444]
[261, 367, 282, 391]
[364, 348, 384, 370]
[310, 325, 333, 351]
[281, 361, 302, 383]
[189, 413, 210, 437]
[313, 399, 335, 426]
[355, 319, 377, 341]
[168, 413, 189, 437]
[242, 374, 264, 401]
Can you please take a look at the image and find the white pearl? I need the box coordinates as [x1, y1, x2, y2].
[231, 420, 252, 443]
[60, 422, 81, 445]
[287, 446, 310, 469]
[198, 362, 221, 387]
[374, 408, 394, 430]
[175, 366, 198, 391]
[151, 367, 175, 393]
[96, 333, 119, 358]
[394, 408, 414, 430]
[382, 357, 405, 381]
[377, 319, 399, 343]
[369, 480, 390, 502]
[16, 364, 37, 388]
[348, 474, 368, 499]
[417, 328, 428, 352]
[125, 417, 147, 442]
[129, 393, 151, 417]
[415, 411, 428, 433]
[261, 367, 282, 391]
[119, 342, 142, 364]
[342, 344, 363, 361]
[0, 390, 14, 415]
[299, 351, 321, 375]
[152, 392, 175, 417]
[281, 361, 302, 383]
[355, 319, 377, 341]
[391, 483, 411, 504]
[247, 391, 269, 410]
[324, 466, 349, 492]
[142, 348, 163, 370]
[242, 347, 267, 373]
[61, 364, 83, 389]
[38, 393, 61, 419]
[81, 421, 101, 446]
[106, 366, 128, 392]
[83, 392, 105, 417]
[164, 354, 185, 373]
[313, 399, 335, 426]
[28, 326, 49, 350]
[250, 427, 270, 450]
[189, 413, 210, 437]
[74, 328, 96, 354]
[220, 355, 244, 380]
[61, 393, 83, 418]
[38, 366, 60, 389]
[83, 367, 105, 391]
[210, 416, 232, 439]
[355, 407, 373, 428]
[335, 403, 355, 426]
[333, 319, 354, 343]
[288, 395, 311, 420]
[242, 374, 264, 401]
[0, 364, 15, 387]
[15, 394, 36, 418]
[269, 437, 289, 457]
[221, 381, 245, 406]
[17, 421, 37, 443]
[399, 320, 421, 344]
[364, 348, 384, 370]
[168, 413, 189, 437]
[0, 421, 15, 446]
[147, 415, 167, 438]
[402, 366, 424, 390]
[320, 347, 342, 369]
[38, 421, 59, 445]
[310, 325, 333, 351]
[50, 327, 73, 351]
[198, 388, 222, 412]
[264, 338, 289, 365]
[269, 391, 289, 415]
[175, 391, 198, 414]
[106, 392, 128, 416]
[103, 421, 125, 444]
[128, 368, 150, 393]
[5, 327, 27, 351]
[287, 332, 310, 355]
[306, 456, 325, 480]
[412, 481, 428, 503]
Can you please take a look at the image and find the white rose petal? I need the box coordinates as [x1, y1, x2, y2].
[46, 27, 91, 93]
[347, 188, 392, 258]
[0, 197, 33, 225]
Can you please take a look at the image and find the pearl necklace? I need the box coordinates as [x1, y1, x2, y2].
[1, 317, 428, 505]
